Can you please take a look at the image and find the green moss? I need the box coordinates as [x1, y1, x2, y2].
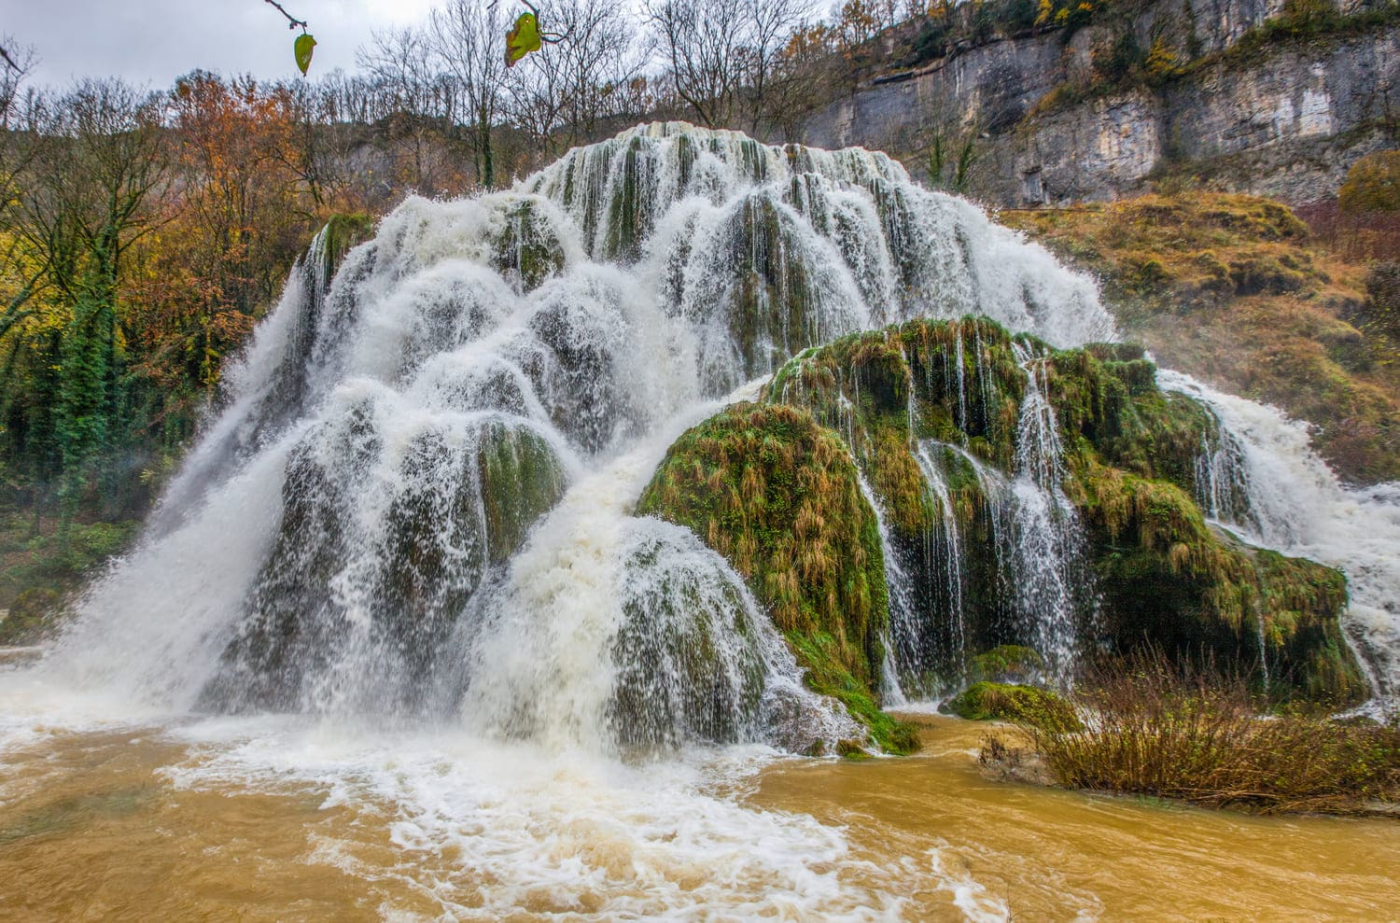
[970, 645, 1044, 683]
[637, 403, 923, 753]
[603, 136, 649, 262]
[1082, 464, 1366, 706]
[944, 682, 1082, 732]
[0, 517, 142, 644]
[476, 423, 567, 564]
[318, 212, 375, 285]
[787, 631, 922, 755]
[761, 315, 1364, 706]
[492, 198, 566, 291]
[638, 402, 888, 685]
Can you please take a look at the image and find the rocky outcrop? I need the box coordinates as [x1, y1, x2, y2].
[649, 317, 1369, 713]
[801, 0, 1400, 205]
[636, 403, 922, 753]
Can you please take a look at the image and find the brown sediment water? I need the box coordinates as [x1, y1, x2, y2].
[0, 715, 1395, 922]
[752, 714, 1400, 921]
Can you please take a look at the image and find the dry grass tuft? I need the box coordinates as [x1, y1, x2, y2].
[1011, 650, 1400, 814]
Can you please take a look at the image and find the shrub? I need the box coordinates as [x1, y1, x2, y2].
[1340, 151, 1400, 215]
[1358, 261, 1400, 342]
[1022, 650, 1400, 813]
[1093, 30, 1143, 85]
[945, 681, 1083, 732]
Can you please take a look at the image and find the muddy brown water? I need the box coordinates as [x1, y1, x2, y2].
[0, 713, 1394, 922]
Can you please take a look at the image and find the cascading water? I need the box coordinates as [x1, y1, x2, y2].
[2, 122, 1398, 917]
[912, 442, 967, 686]
[28, 122, 1115, 732]
[1005, 342, 1093, 682]
[1160, 371, 1400, 709]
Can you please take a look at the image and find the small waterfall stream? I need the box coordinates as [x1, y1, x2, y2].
[1006, 342, 1092, 683]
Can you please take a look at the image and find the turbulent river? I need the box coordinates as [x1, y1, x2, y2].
[2, 123, 1398, 920]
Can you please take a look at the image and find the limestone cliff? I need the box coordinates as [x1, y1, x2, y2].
[801, 0, 1399, 205]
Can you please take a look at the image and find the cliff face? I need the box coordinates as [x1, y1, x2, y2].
[801, 0, 1399, 205]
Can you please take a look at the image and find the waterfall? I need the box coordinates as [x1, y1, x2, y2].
[1160, 371, 1400, 709]
[26, 122, 1117, 749]
[854, 470, 911, 706]
[5, 120, 1398, 921]
[10, 120, 1395, 744]
[1006, 342, 1091, 683]
[912, 442, 967, 686]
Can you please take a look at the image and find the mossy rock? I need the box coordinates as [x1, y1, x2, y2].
[970, 645, 1045, 683]
[943, 682, 1082, 733]
[639, 402, 888, 684]
[476, 422, 568, 564]
[608, 525, 767, 748]
[786, 630, 922, 755]
[492, 198, 566, 291]
[319, 212, 375, 285]
[759, 315, 1365, 706]
[637, 403, 921, 753]
[1083, 464, 1367, 706]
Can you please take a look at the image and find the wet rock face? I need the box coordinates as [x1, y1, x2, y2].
[608, 527, 768, 748]
[200, 410, 567, 715]
[491, 199, 567, 292]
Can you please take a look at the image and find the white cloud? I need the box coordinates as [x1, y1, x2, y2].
[7, 0, 439, 89]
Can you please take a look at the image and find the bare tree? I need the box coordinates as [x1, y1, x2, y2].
[743, 0, 815, 133]
[0, 37, 36, 235]
[646, 0, 816, 134]
[430, 0, 511, 189]
[0, 38, 39, 354]
[358, 25, 451, 193]
[509, 0, 643, 155]
[646, 0, 747, 128]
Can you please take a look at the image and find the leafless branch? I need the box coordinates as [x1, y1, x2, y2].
[263, 0, 308, 31]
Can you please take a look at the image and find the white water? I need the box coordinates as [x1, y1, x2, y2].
[1006, 343, 1091, 683]
[1, 122, 1396, 917]
[1160, 371, 1400, 708]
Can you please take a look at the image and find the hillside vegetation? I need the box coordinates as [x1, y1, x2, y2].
[1002, 193, 1400, 483]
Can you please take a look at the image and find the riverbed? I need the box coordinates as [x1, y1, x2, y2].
[0, 695, 1393, 922]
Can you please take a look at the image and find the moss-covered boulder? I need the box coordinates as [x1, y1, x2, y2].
[608, 522, 768, 748]
[943, 682, 1082, 732]
[762, 316, 1366, 706]
[1080, 465, 1367, 706]
[319, 212, 376, 285]
[970, 645, 1045, 683]
[637, 402, 919, 752]
[491, 198, 566, 292]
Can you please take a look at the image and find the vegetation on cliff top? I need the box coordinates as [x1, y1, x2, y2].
[1002, 193, 1400, 484]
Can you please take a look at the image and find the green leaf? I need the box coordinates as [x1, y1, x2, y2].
[294, 33, 317, 76]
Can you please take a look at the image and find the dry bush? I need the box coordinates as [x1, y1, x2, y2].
[1025, 649, 1400, 814]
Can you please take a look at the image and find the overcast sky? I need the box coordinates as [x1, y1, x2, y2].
[6, 0, 438, 89]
